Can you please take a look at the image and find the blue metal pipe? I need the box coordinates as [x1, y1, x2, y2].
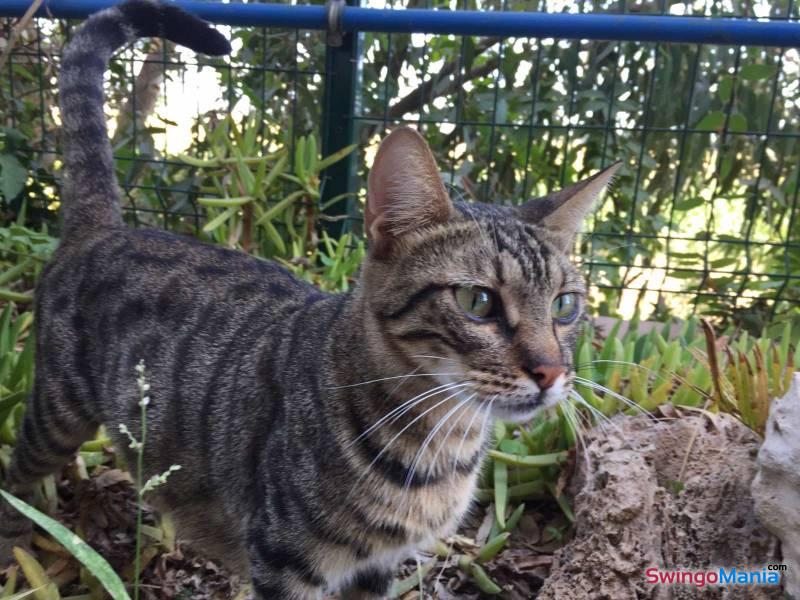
[1, 0, 799, 47]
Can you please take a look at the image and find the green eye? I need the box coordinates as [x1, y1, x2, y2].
[455, 286, 494, 319]
[552, 293, 579, 323]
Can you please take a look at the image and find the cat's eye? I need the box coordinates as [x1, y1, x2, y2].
[552, 293, 579, 324]
[455, 286, 495, 320]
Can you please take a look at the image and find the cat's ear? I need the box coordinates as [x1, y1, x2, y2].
[366, 127, 453, 257]
[518, 162, 621, 252]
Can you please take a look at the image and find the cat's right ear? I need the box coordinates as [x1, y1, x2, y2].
[366, 127, 453, 258]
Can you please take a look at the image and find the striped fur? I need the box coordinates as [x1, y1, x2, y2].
[0, 2, 617, 597]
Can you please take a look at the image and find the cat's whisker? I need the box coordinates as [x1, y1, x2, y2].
[381, 382, 473, 435]
[424, 394, 476, 487]
[451, 393, 492, 474]
[580, 359, 707, 401]
[569, 399, 621, 440]
[562, 396, 592, 473]
[567, 388, 619, 431]
[346, 382, 471, 448]
[572, 376, 656, 421]
[410, 354, 460, 363]
[345, 384, 471, 506]
[328, 372, 463, 390]
[402, 395, 470, 493]
[560, 397, 582, 441]
[408, 393, 476, 490]
[387, 364, 421, 396]
[363, 386, 470, 479]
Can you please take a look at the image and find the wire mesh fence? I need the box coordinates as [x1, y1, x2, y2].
[1, 0, 799, 329]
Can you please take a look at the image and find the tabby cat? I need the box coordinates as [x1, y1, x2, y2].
[0, 1, 618, 597]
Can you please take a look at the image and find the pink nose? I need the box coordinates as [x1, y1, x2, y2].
[530, 365, 565, 390]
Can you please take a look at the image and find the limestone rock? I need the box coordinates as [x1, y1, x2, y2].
[538, 412, 781, 600]
[752, 373, 800, 600]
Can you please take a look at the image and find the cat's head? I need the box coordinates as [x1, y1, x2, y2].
[360, 127, 618, 423]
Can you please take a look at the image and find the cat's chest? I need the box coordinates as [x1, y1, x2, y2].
[321, 470, 479, 592]
[376, 466, 481, 550]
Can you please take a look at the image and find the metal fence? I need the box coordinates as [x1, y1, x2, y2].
[1, 0, 799, 329]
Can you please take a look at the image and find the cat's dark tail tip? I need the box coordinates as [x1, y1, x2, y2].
[119, 0, 232, 56]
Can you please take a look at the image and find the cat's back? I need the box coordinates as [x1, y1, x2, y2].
[34, 225, 328, 423]
[39, 226, 322, 313]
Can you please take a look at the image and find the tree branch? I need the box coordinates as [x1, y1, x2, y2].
[113, 40, 169, 145]
[387, 53, 501, 120]
[363, 36, 504, 140]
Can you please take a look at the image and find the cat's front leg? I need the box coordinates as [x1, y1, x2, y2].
[249, 568, 325, 600]
[247, 534, 326, 600]
[339, 567, 393, 600]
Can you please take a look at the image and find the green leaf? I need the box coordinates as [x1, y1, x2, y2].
[695, 111, 725, 131]
[255, 190, 306, 226]
[718, 76, 733, 102]
[675, 196, 704, 211]
[493, 461, 508, 530]
[477, 532, 510, 563]
[0, 490, 131, 600]
[0, 154, 27, 201]
[388, 557, 436, 598]
[294, 136, 307, 181]
[305, 134, 318, 175]
[5, 589, 41, 600]
[740, 64, 777, 81]
[468, 562, 502, 594]
[728, 113, 747, 133]
[197, 196, 254, 208]
[202, 207, 237, 233]
[316, 144, 358, 173]
[709, 256, 738, 269]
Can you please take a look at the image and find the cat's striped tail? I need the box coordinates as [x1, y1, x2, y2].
[59, 0, 230, 239]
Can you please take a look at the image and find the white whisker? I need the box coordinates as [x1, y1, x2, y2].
[573, 377, 655, 421]
[365, 386, 469, 478]
[403, 393, 476, 490]
[568, 388, 619, 430]
[347, 382, 470, 448]
[410, 354, 460, 363]
[584, 359, 708, 399]
[419, 393, 478, 487]
[563, 396, 593, 474]
[452, 393, 492, 474]
[328, 372, 463, 390]
[568, 389, 623, 432]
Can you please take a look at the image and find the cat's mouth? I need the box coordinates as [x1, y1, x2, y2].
[488, 392, 561, 423]
[476, 374, 570, 423]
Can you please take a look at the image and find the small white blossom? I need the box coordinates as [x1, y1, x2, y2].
[141, 465, 182, 495]
[118, 423, 142, 450]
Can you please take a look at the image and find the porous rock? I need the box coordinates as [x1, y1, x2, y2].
[752, 373, 800, 599]
[538, 411, 781, 600]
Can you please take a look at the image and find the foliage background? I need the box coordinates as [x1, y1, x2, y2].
[1, 0, 799, 332]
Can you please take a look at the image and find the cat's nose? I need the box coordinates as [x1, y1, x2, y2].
[526, 364, 566, 390]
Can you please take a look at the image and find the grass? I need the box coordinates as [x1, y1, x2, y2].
[0, 213, 798, 596]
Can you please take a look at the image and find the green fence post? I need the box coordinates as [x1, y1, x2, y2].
[320, 0, 360, 239]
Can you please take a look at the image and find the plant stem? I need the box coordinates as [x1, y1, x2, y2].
[133, 364, 148, 600]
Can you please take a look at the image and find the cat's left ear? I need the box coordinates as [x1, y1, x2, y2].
[518, 162, 621, 252]
[366, 127, 453, 258]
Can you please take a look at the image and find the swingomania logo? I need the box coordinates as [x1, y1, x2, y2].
[645, 565, 787, 588]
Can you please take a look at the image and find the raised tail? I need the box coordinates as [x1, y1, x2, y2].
[59, 0, 230, 239]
